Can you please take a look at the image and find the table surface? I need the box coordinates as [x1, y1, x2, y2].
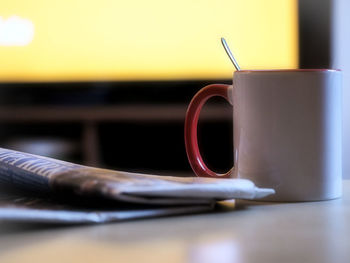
[1, 181, 350, 263]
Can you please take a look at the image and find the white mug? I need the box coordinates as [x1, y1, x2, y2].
[185, 69, 342, 201]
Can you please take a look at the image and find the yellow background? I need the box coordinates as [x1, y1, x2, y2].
[0, 0, 298, 82]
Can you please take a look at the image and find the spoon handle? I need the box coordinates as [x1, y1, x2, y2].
[221, 37, 240, 71]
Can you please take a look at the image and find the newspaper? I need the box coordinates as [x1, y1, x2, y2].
[0, 147, 274, 223]
[0, 184, 213, 224]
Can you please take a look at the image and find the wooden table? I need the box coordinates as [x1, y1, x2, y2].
[0, 104, 232, 167]
[1, 181, 350, 263]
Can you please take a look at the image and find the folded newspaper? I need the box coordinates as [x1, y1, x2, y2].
[0, 147, 274, 223]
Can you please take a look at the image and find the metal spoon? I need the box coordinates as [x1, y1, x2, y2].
[221, 37, 240, 71]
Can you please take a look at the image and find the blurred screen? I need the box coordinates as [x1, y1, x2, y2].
[0, 0, 298, 82]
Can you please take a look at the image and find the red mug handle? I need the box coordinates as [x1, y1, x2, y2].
[185, 84, 233, 178]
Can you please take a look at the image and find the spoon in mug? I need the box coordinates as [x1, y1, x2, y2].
[221, 37, 240, 71]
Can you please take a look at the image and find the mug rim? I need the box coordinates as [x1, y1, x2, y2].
[237, 69, 341, 73]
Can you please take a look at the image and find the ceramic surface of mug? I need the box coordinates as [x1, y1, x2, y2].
[185, 69, 342, 201]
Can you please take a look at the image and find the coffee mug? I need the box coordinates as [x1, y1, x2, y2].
[185, 69, 342, 201]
